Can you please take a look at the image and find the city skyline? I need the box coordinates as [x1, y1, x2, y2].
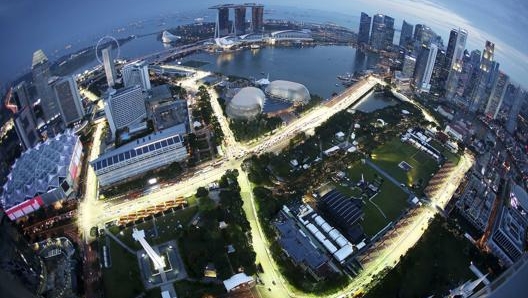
[0, 0, 527, 87]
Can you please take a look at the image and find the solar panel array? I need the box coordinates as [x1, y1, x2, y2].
[92, 135, 182, 172]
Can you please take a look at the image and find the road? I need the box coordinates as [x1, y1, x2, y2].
[76, 70, 468, 297]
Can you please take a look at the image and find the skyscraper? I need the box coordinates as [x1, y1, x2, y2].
[218, 7, 230, 36]
[414, 24, 424, 41]
[484, 71, 509, 119]
[13, 81, 33, 111]
[122, 60, 151, 91]
[402, 55, 417, 78]
[469, 41, 496, 112]
[370, 14, 385, 51]
[251, 6, 264, 33]
[0, 212, 45, 298]
[383, 16, 395, 49]
[399, 20, 414, 48]
[13, 107, 40, 151]
[506, 87, 525, 133]
[52, 77, 85, 126]
[102, 46, 117, 88]
[430, 49, 448, 97]
[32, 50, 59, 122]
[358, 12, 372, 45]
[414, 44, 438, 93]
[234, 6, 246, 35]
[445, 29, 468, 100]
[104, 85, 146, 137]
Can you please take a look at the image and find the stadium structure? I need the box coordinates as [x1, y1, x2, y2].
[265, 80, 311, 105]
[226, 87, 265, 119]
[0, 130, 82, 220]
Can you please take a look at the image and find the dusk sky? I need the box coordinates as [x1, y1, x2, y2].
[0, 0, 526, 86]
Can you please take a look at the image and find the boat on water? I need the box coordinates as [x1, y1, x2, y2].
[250, 44, 261, 49]
[337, 73, 353, 81]
[162, 30, 181, 43]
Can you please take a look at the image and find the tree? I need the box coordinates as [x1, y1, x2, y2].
[196, 186, 209, 198]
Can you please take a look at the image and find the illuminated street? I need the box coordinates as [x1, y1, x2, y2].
[77, 71, 473, 298]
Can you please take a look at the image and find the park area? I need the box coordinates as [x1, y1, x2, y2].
[371, 137, 440, 193]
[365, 216, 503, 298]
[336, 161, 409, 238]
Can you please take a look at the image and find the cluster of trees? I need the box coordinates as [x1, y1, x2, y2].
[229, 115, 283, 142]
[195, 86, 224, 146]
[180, 170, 256, 279]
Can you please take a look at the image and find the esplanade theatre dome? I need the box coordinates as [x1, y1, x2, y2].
[265, 80, 310, 104]
[226, 87, 265, 119]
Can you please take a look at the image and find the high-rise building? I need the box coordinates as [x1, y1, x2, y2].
[484, 71, 509, 119]
[251, 6, 264, 33]
[469, 41, 496, 112]
[102, 46, 117, 88]
[104, 85, 146, 136]
[32, 50, 59, 122]
[369, 14, 386, 51]
[506, 87, 526, 134]
[0, 212, 46, 298]
[122, 60, 151, 91]
[13, 81, 33, 112]
[415, 44, 438, 92]
[463, 50, 482, 99]
[52, 77, 85, 126]
[399, 20, 414, 48]
[430, 49, 448, 97]
[446, 29, 468, 71]
[383, 16, 395, 49]
[402, 55, 417, 78]
[358, 12, 372, 45]
[414, 24, 424, 41]
[13, 107, 40, 151]
[234, 6, 246, 36]
[218, 7, 230, 36]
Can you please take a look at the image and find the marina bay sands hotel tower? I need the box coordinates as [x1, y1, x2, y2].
[210, 3, 264, 38]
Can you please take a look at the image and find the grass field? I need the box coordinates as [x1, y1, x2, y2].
[371, 138, 440, 192]
[103, 240, 144, 298]
[342, 162, 409, 238]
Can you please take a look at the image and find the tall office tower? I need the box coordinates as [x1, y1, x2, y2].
[430, 49, 448, 97]
[484, 71, 509, 119]
[0, 212, 45, 298]
[358, 12, 372, 45]
[370, 14, 386, 50]
[480, 40, 495, 72]
[414, 44, 438, 92]
[122, 60, 151, 91]
[446, 29, 468, 71]
[32, 49, 59, 122]
[234, 6, 246, 35]
[13, 81, 32, 111]
[13, 107, 40, 150]
[463, 49, 482, 98]
[52, 77, 85, 126]
[218, 7, 230, 36]
[102, 46, 117, 88]
[506, 87, 526, 133]
[402, 55, 417, 78]
[104, 85, 146, 137]
[469, 41, 496, 112]
[414, 24, 424, 41]
[399, 20, 414, 48]
[251, 6, 264, 33]
[383, 16, 395, 49]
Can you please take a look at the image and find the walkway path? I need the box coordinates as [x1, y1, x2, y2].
[104, 229, 136, 255]
[364, 159, 416, 197]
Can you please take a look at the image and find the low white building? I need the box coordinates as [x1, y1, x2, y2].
[223, 273, 255, 292]
[91, 126, 188, 187]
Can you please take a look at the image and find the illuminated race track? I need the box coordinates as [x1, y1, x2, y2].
[77, 70, 473, 297]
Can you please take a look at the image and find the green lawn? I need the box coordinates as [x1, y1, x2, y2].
[429, 139, 461, 165]
[173, 281, 225, 298]
[343, 162, 409, 238]
[371, 138, 440, 191]
[102, 240, 143, 298]
[113, 206, 199, 250]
